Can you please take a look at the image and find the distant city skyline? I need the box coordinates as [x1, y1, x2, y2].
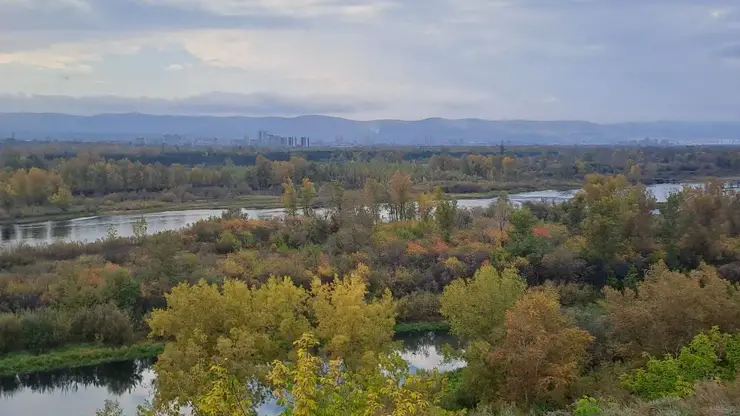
[1, 1, 739, 122]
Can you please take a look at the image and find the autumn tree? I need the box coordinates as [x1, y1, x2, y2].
[441, 265, 526, 344]
[282, 178, 298, 217]
[363, 178, 386, 223]
[488, 288, 593, 405]
[49, 185, 73, 211]
[147, 278, 311, 412]
[417, 191, 435, 223]
[390, 172, 413, 221]
[604, 262, 740, 360]
[147, 266, 396, 413]
[490, 192, 513, 233]
[311, 264, 396, 370]
[268, 333, 461, 416]
[299, 177, 316, 217]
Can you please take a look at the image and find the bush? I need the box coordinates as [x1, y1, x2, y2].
[396, 292, 442, 323]
[69, 304, 134, 346]
[0, 313, 23, 353]
[19, 309, 71, 353]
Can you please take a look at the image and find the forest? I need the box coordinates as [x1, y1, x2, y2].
[2, 141, 740, 221]
[2, 154, 740, 414]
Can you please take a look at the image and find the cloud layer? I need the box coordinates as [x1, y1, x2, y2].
[1, 0, 739, 121]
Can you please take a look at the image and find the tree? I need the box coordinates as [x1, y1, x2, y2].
[390, 172, 413, 221]
[440, 265, 526, 344]
[490, 192, 513, 233]
[268, 333, 460, 416]
[147, 277, 311, 412]
[95, 400, 124, 416]
[604, 262, 740, 360]
[147, 266, 396, 413]
[363, 178, 386, 223]
[434, 187, 457, 242]
[282, 178, 298, 217]
[299, 178, 316, 217]
[311, 264, 395, 370]
[417, 191, 435, 223]
[49, 185, 73, 211]
[488, 288, 593, 405]
[621, 328, 740, 400]
[132, 216, 148, 241]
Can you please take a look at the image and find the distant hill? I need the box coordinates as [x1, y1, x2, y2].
[0, 112, 738, 145]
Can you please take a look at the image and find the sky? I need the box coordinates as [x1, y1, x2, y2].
[0, 0, 739, 121]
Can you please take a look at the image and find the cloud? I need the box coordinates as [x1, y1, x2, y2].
[0, 91, 386, 116]
[164, 63, 186, 71]
[0, 0, 740, 121]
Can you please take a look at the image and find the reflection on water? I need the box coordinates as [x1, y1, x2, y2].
[0, 332, 459, 416]
[397, 332, 465, 373]
[0, 183, 691, 249]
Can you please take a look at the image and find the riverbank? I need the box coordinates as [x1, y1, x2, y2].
[0, 342, 164, 376]
[0, 195, 283, 225]
[3, 175, 734, 225]
[0, 324, 446, 376]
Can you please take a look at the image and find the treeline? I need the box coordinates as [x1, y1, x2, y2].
[2, 143, 740, 219]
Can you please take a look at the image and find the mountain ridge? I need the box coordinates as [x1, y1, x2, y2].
[0, 112, 738, 145]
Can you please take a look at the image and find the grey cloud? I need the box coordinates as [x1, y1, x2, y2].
[0, 92, 386, 116]
[0, 0, 307, 34]
[717, 43, 740, 59]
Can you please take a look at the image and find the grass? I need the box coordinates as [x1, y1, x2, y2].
[0, 341, 164, 376]
[394, 321, 451, 334]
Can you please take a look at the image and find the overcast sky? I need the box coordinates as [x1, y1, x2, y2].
[1, 0, 739, 121]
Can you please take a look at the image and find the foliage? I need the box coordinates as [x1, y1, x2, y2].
[146, 266, 396, 413]
[621, 328, 740, 400]
[440, 265, 526, 344]
[604, 262, 740, 359]
[0, 342, 163, 376]
[488, 288, 594, 405]
[96, 400, 124, 416]
[311, 264, 396, 369]
[268, 333, 462, 416]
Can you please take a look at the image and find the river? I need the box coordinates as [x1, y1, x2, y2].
[0, 332, 463, 416]
[0, 183, 689, 249]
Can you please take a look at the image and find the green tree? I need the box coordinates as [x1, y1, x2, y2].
[434, 187, 457, 242]
[621, 328, 740, 400]
[132, 216, 148, 241]
[95, 400, 124, 416]
[440, 265, 526, 344]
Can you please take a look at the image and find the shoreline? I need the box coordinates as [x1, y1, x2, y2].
[0, 323, 449, 376]
[1, 175, 734, 226]
[0, 342, 164, 377]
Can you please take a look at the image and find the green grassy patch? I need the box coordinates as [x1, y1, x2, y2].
[394, 321, 451, 334]
[0, 342, 164, 376]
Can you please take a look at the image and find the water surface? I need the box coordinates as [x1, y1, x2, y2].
[0, 183, 689, 249]
[0, 332, 460, 416]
